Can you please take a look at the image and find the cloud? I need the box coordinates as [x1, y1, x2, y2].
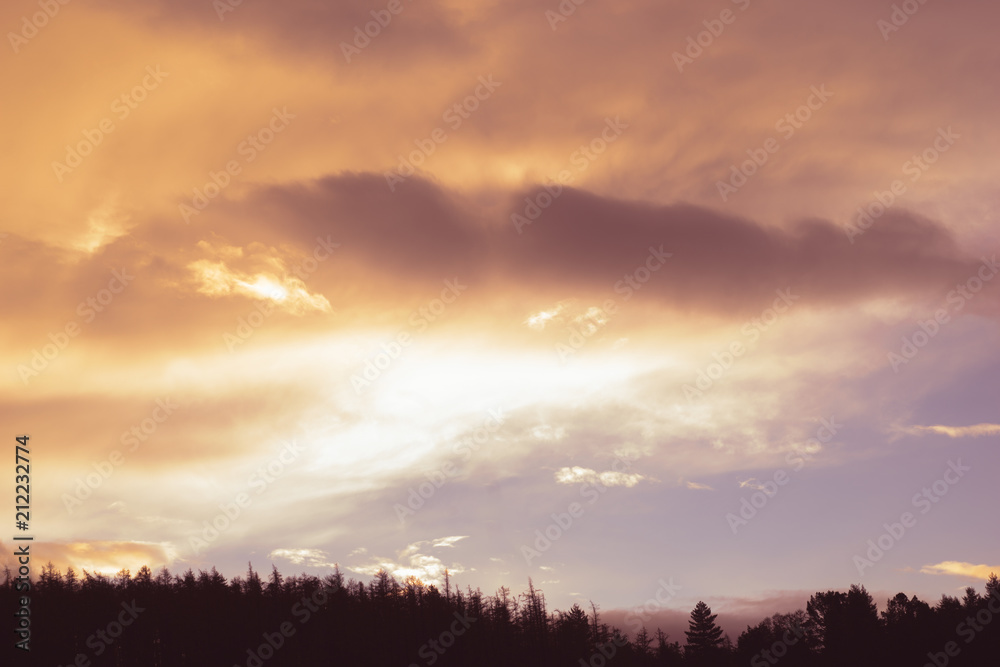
[524, 302, 570, 330]
[95, 0, 477, 65]
[920, 561, 1000, 580]
[186, 240, 332, 314]
[72, 198, 131, 254]
[268, 548, 338, 568]
[686, 481, 713, 491]
[554, 466, 646, 488]
[4, 0, 999, 618]
[3, 174, 994, 362]
[432, 536, 468, 548]
[348, 538, 468, 587]
[904, 424, 1000, 438]
[182, 174, 995, 325]
[0, 540, 176, 576]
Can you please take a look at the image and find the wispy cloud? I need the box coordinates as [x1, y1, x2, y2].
[903, 424, 1000, 438]
[524, 302, 569, 331]
[920, 561, 1000, 580]
[268, 548, 338, 568]
[554, 466, 646, 488]
[348, 538, 468, 587]
[432, 536, 468, 548]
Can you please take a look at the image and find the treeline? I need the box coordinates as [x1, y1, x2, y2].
[2, 563, 999, 666]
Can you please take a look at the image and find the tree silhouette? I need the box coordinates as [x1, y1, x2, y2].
[684, 600, 725, 662]
[634, 625, 653, 658]
[805, 584, 882, 666]
[2, 563, 999, 666]
[656, 628, 684, 665]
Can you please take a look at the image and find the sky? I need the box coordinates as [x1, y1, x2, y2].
[2, 0, 998, 636]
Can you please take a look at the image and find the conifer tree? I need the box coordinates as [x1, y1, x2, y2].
[685, 600, 724, 655]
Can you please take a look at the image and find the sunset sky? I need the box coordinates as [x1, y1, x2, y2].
[2, 0, 998, 632]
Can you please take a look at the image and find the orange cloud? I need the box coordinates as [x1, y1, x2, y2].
[0, 540, 176, 576]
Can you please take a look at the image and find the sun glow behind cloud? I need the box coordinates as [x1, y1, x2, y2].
[187, 259, 330, 313]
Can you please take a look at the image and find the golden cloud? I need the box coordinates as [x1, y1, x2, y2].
[920, 561, 1000, 580]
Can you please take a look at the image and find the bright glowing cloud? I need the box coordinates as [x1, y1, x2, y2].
[432, 536, 469, 548]
[524, 302, 569, 330]
[554, 466, 647, 488]
[348, 538, 467, 588]
[186, 256, 331, 314]
[920, 562, 1000, 580]
[0, 541, 177, 577]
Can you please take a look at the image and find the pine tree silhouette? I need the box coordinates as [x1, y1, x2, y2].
[684, 600, 724, 662]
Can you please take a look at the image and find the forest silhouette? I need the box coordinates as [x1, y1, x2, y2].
[3, 563, 999, 666]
